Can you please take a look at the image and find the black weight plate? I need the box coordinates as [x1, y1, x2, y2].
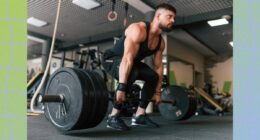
[44, 68, 86, 132]
[180, 92, 197, 120]
[93, 69, 108, 82]
[71, 69, 95, 130]
[89, 70, 107, 127]
[86, 70, 108, 127]
[158, 85, 196, 121]
[78, 70, 107, 128]
[78, 70, 99, 128]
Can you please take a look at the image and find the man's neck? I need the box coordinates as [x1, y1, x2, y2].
[150, 22, 161, 36]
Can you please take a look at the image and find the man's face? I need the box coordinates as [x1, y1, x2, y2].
[158, 9, 176, 32]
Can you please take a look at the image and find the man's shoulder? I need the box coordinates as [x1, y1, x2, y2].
[125, 22, 147, 42]
[129, 22, 147, 31]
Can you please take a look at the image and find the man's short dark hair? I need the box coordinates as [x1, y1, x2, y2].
[155, 3, 177, 14]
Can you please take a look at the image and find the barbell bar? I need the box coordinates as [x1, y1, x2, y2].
[39, 95, 176, 106]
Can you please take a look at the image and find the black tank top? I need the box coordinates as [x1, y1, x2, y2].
[106, 22, 162, 62]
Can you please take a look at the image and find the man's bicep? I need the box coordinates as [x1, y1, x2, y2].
[123, 23, 143, 60]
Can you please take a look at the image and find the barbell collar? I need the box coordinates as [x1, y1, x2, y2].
[39, 95, 64, 103]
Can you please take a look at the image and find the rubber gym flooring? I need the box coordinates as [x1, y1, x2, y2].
[28, 113, 232, 140]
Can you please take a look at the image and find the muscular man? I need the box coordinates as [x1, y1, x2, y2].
[102, 3, 176, 131]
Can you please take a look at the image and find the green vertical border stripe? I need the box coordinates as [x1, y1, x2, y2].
[0, 0, 27, 140]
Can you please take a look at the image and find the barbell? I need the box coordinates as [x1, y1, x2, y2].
[39, 95, 176, 106]
[40, 67, 197, 133]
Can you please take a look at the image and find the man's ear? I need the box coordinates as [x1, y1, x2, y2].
[155, 9, 163, 19]
[154, 12, 160, 19]
[156, 12, 161, 20]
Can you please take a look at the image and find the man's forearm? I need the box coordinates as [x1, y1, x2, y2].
[119, 58, 133, 84]
[155, 66, 163, 94]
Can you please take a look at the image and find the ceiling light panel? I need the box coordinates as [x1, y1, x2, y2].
[208, 18, 229, 27]
[72, 0, 101, 10]
[27, 17, 47, 27]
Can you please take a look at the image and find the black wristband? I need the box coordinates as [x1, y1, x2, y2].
[117, 83, 127, 92]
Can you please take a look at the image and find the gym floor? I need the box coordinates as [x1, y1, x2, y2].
[28, 113, 232, 140]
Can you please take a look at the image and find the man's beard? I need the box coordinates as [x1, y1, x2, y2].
[159, 23, 173, 32]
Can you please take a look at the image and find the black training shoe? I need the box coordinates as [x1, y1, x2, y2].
[131, 114, 160, 128]
[106, 114, 130, 131]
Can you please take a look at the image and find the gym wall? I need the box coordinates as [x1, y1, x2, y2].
[51, 51, 74, 68]
[208, 57, 233, 95]
[169, 61, 193, 87]
[27, 58, 42, 81]
[167, 35, 205, 87]
[167, 36, 204, 73]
